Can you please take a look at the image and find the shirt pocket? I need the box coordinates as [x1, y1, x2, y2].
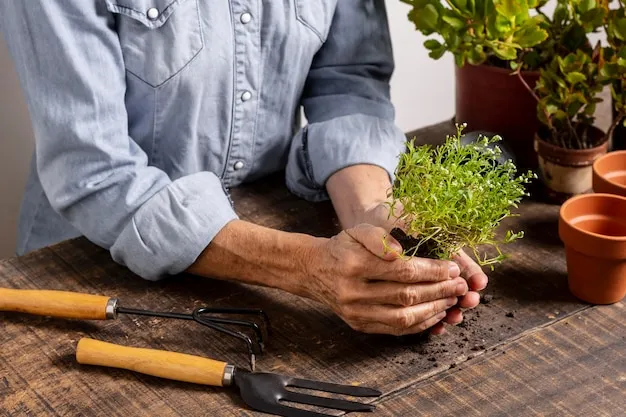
[105, 0, 203, 87]
[294, 0, 336, 44]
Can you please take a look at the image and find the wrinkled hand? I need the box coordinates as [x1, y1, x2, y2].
[357, 201, 489, 334]
[304, 224, 470, 335]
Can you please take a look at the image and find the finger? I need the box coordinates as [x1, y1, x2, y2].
[345, 224, 403, 261]
[443, 307, 463, 325]
[457, 291, 480, 309]
[354, 311, 447, 336]
[369, 256, 461, 284]
[363, 277, 468, 306]
[453, 251, 488, 291]
[430, 321, 446, 335]
[343, 297, 458, 331]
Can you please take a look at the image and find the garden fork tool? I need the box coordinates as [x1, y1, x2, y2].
[76, 338, 381, 417]
[0, 288, 268, 370]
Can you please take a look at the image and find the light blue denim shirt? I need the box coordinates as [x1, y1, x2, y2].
[0, 0, 406, 280]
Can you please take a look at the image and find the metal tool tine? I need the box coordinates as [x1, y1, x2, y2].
[287, 378, 382, 397]
[260, 403, 334, 417]
[200, 316, 265, 352]
[282, 391, 375, 412]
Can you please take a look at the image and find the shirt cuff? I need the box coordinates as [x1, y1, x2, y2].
[110, 172, 238, 280]
[285, 114, 406, 202]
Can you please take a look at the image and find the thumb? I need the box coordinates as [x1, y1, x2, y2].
[344, 224, 403, 261]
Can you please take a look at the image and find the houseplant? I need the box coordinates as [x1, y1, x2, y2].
[559, 193, 626, 304]
[527, 1, 626, 200]
[399, 0, 617, 169]
[385, 124, 536, 268]
[400, 0, 549, 168]
[605, 4, 626, 149]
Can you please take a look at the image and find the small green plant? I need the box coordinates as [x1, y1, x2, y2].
[532, 47, 606, 149]
[601, 4, 626, 137]
[385, 124, 536, 268]
[399, 0, 549, 68]
[519, 1, 626, 149]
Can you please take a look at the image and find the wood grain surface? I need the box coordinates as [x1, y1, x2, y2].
[355, 303, 625, 417]
[0, 121, 617, 416]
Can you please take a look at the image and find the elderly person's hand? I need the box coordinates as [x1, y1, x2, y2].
[357, 201, 489, 335]
[304, 223, 470, 335]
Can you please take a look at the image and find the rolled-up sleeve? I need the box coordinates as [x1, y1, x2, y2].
[0, 2, 237, 280]
[286, 0, 406, 202]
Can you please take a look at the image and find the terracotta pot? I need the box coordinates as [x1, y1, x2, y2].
[455, 63, 540, 169]
[534, 128, 609, 201]
[558, 193, 626, 304]
[593, 150, 626, 197]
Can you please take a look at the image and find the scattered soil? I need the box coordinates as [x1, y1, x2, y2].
[481, 294, 494, 304]
[506, 312, 515, 318]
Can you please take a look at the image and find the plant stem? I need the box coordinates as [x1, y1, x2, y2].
[606, 110, 626, 147]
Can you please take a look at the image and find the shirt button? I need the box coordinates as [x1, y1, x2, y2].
[146, 8, 159, 20]
[240, 12, 252, 24]
[233, 161, 244, 170]
[241, 90, 252, 101]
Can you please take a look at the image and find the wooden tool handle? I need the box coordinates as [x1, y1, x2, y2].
[0, 288, 113, 320]
[76, 338, 228, 387]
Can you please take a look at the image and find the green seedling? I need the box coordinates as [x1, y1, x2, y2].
[384, 124, 536, 269]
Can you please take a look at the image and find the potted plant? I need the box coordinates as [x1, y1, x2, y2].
[559, 193, 626, 304]
[605, 4, 626, 149]
[385, 124, 536, 268]
[400, 0, 548, 168]
[399, 0, 614, 169]
[527, 2, 626, 201]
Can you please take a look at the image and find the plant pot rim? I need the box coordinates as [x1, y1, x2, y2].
[534, 127, 609, 153]
[560, 193, 626, 243]
[593, 150, 626, 190]
[458, 62, 541, 76]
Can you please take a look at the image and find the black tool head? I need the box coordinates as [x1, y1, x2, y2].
[233, 369, 381, 417]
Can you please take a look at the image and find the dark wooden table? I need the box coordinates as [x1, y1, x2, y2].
[1, 121, 624, 416]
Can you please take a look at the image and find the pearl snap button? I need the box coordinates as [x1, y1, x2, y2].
[234, 161, 244, 170]
[241, 91, 252, 101]
[240, 13, 252, 24]
[147, 8, 159, 20]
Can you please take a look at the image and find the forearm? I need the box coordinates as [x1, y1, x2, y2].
[326, 164, 392, 229]
[186, 220, 321, 297]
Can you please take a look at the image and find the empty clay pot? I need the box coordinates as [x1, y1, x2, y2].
[558, 193, 626, 304]
[534, 128, 609, 202]
[455, 63, 540, 169]
[592, 150, 626, 197]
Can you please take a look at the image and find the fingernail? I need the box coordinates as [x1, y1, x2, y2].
[456, 282, 468, 295]
[447, 297, 458, 307]
[448, 262, 461, 278]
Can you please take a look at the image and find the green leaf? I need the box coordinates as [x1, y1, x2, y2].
[409, 4, 440, 33]
[424, 39, 443, 50]
[491, 43, 517, 60]
[514, 24, 548, 47]
[468, 45, 487, 65]
[545, 104, 559, 115]
[493, 15, 513, 34]
[578, 0, 596, 14]
[565, 72, 587, 85]
[494, 0, 521, 21]
[580, 9, 606, 30]
[448, 0, 469, 15]
[614, 18, 626, 41]
[442, 14, 466, 30]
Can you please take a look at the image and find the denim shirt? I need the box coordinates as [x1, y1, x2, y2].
[0, 0, 406, 280]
